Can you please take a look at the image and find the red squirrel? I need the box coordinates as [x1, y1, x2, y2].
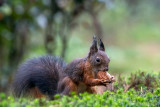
[13, 36, 114, 99]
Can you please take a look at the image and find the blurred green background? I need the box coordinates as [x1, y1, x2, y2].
[0, 0, 160, 93]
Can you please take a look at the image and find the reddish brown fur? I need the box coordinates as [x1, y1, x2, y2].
[60, 77, 78, 95]
[83, 61, 97, 85]
[30, 87, 45, 98]
[82, 61, 106, 86]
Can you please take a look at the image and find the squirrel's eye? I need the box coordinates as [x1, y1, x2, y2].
[96, 57, 101, 63]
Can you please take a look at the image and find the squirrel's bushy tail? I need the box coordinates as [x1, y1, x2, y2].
[13, 56, 66, 98]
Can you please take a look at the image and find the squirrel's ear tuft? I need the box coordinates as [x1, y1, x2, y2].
[88, 36, 98, 57]
[99, 38, 105, 51]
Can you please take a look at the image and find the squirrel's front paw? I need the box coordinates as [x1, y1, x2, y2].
[100, 79, 110, 85]
[107, 76, 115, 84]
[110, 76, 115, 83]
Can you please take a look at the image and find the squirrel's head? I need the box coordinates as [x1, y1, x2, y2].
[87, 36, 110, 73]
